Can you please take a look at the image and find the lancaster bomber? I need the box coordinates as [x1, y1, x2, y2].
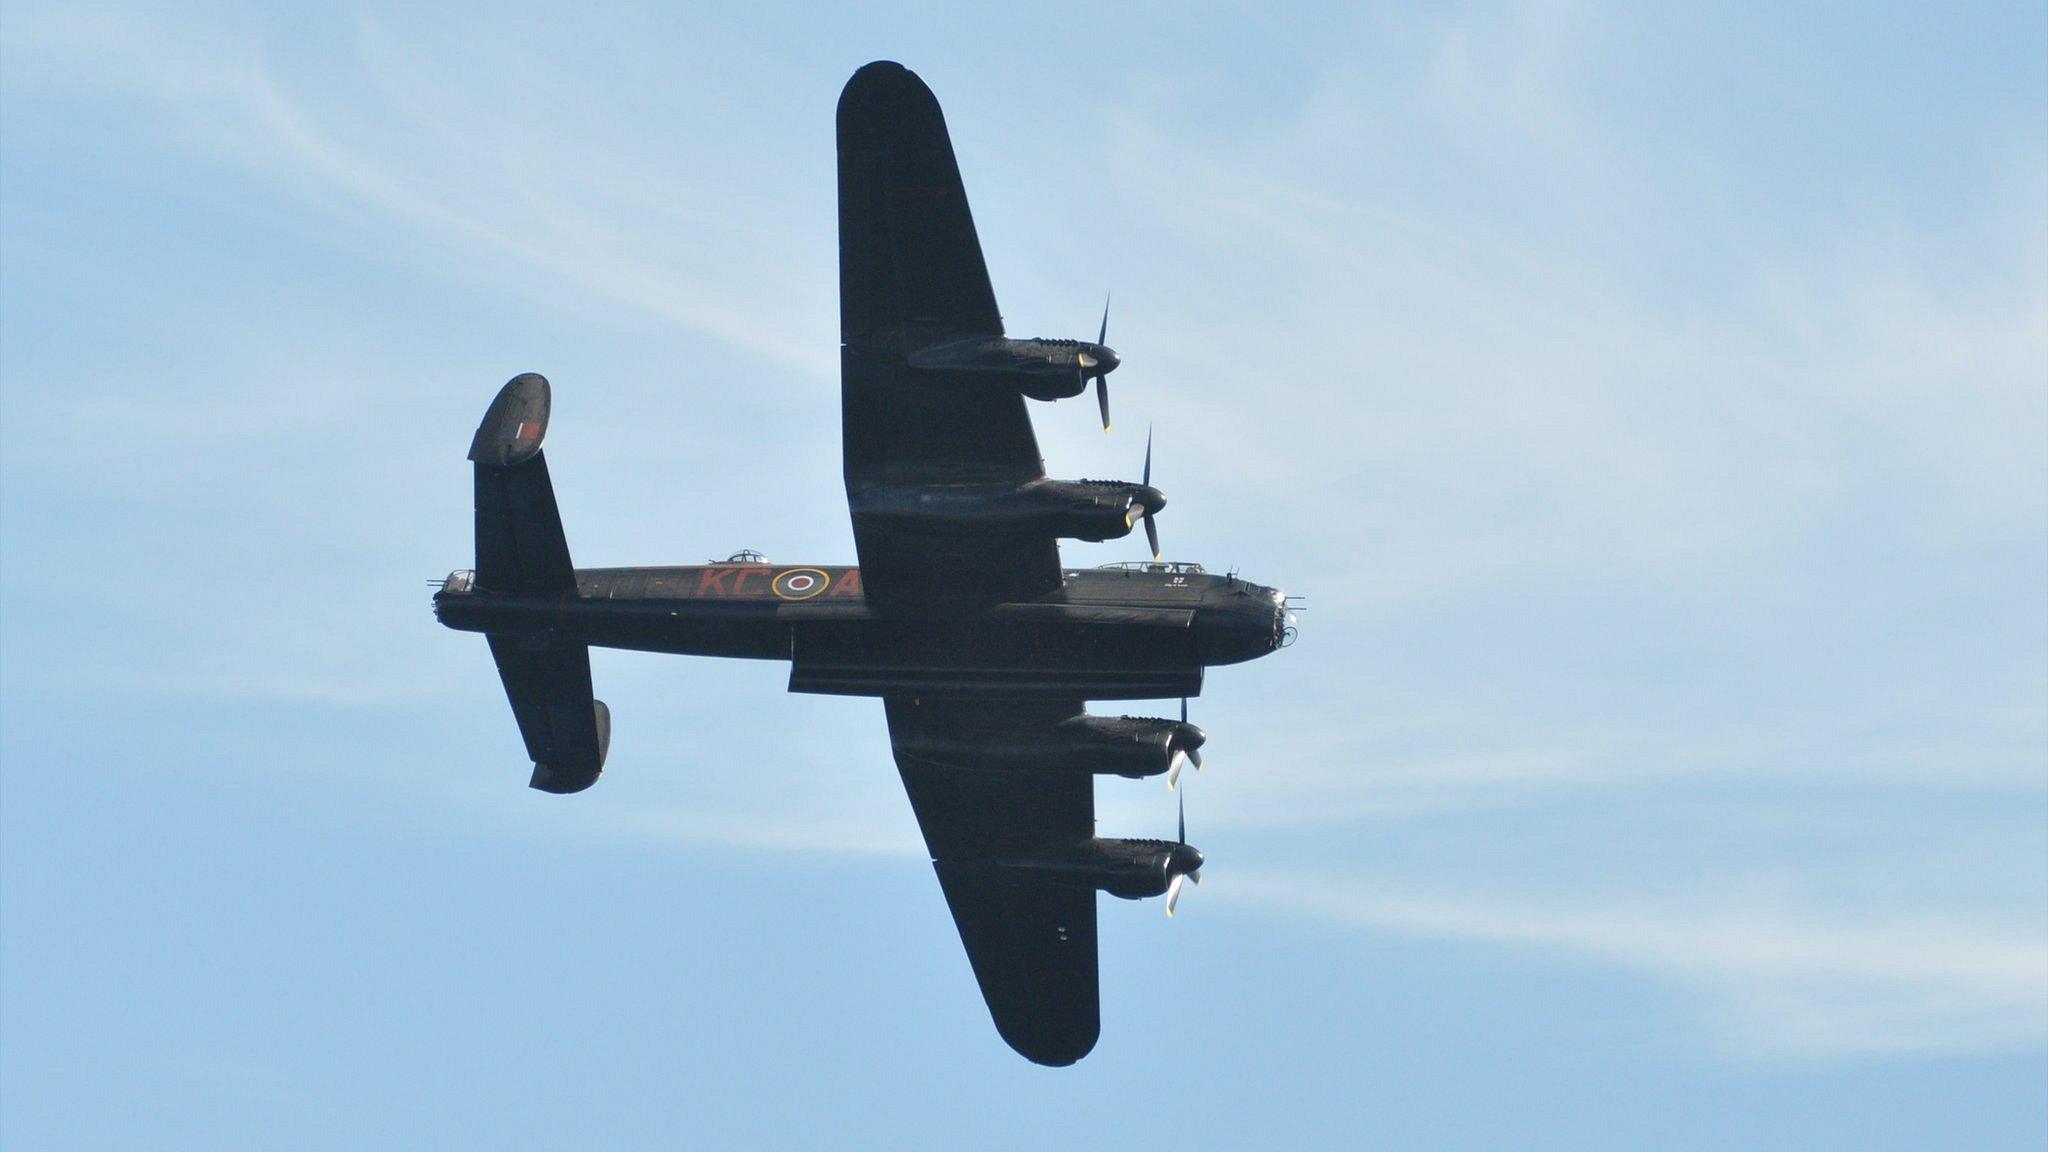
[434, 60, 1297, 1065]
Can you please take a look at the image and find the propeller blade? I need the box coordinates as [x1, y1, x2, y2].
[1139, 425, 1158, 556]
[1177, 787, 1186, 844]
[1168, 749, 1187, 790]
[1091, 294, 1113, 432]
[1188, 746, 1203, 770]
[1165, 871, 1184, 917]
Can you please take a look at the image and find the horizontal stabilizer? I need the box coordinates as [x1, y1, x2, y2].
[470, 374, 575, 595]
[488, 633, 611, 794]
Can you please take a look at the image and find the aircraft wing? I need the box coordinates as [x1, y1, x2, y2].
[837, 61, 1061, 610]
[884, 697, 1100, 1066]
[837, 60, 1002, 352]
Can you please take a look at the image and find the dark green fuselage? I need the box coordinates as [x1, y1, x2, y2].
[435, 560, 1288, 700]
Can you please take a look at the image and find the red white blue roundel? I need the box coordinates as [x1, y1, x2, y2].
[772, 568, 830, 601]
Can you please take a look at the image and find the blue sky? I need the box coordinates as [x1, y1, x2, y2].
[2, 1, 2043, 1147]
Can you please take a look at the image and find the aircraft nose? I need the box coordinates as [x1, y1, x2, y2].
[1273, 599, 1298, 650]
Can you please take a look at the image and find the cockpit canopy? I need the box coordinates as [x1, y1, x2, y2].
[1095, 561, 1205, 575]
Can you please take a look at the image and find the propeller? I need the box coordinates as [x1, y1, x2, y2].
[1167, 699, 1204, 790]
[1165, 787, 1202, 916]
[1140, 426, 1161, 561]
[1091, 295, 1114, 432]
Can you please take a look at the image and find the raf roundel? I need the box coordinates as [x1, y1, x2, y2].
[771, 568, 830, 601]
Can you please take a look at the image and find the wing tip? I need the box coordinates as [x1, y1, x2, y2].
[999, 1017, 1101, 1068]
[528, 761, 600, 794]
[838, 59, 941, 138]
[843, 59, 915, 94]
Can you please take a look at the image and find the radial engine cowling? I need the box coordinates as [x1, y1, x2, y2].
[905, 336, 1114, 403]
[1096, 851, 1176, 900]
[847, 477, 1162, 548]
[896, 712, 1206, 780]
[999, 836, 1204, 902]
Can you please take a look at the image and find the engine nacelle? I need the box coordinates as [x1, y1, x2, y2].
[894, 712, 1205, 779]
[1093, 844, 1178, 900]
[848, 478, 1165, 547]
[994, 837, 1203, 899]
[905, 336, 1116, 402]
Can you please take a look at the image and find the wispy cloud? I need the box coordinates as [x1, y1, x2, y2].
[4, 8, 838, 378]
[3, 2, 2040, 1084]
[1232, 871, 2048, 1059]
[599, 805, 924, 858]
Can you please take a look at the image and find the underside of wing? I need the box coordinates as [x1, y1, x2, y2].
[837, 61, 1057, 610]
[840, 345, 1045, 488]
[885, 697, 1100, 1065]
[837, 60, 1003, 350]
[887, 699, 1092, 855]
[844, 505, 1063, 611]
[933, 862, 1099, 1066]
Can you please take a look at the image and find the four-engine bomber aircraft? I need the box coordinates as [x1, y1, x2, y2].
[434, 60, 1296, 1065]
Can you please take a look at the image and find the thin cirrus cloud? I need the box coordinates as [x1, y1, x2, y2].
[4, 4, 2042, 1072]
[10, 13, 2040, 791]
[4, 9, 838, 379]
[1231, 872, 2048, 1059]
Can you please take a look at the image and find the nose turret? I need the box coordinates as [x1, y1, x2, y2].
[1256, 584, 1299, 651]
